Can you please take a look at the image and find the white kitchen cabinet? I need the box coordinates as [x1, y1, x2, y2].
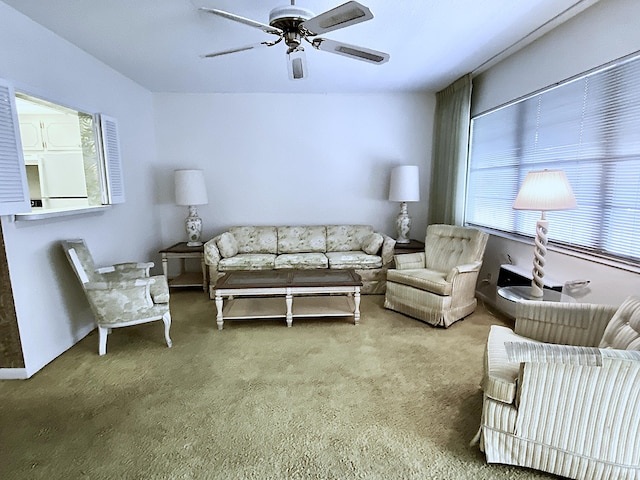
[18, 114, 82, 152]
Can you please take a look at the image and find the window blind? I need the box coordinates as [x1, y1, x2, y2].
[466, 53, 640, 263]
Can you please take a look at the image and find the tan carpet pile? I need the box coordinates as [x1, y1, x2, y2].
[1, 291, 557, 479]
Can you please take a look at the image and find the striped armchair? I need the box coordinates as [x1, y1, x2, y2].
[384, 224, 489, 327]
[476, 296, 640, 480]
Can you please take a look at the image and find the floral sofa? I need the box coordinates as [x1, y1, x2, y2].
[204, 225, 396, 297]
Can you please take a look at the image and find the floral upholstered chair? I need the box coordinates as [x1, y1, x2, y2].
[476, 296, 640, 480]
[61, 239, 172, 355]
[384, 224, 489, 327]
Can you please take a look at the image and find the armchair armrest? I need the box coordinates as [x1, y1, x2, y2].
[515, 301, 618, 346]
[84, 277, 156, 291]
[380, 234, 396, 265]
[84, 278, 157, 323]
[513, 347, 640, 467]
[445, 261, 482, 282]
[394, 252, 426, 270]
[506, 341, 603, 366]
[98, 262, 153, 280]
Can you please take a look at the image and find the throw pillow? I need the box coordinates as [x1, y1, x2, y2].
[598, 296, 640, 350]
[361, 232, 384, 255]
[216, 232, 238, 258]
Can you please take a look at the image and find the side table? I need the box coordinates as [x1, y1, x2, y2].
[159, 242, 208, 292]
[394, 239, 425, 255]
[497, 285, 575, 318]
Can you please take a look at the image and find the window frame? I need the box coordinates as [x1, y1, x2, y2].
[0, 77, 125, 219]
[465, 52, 640, 268]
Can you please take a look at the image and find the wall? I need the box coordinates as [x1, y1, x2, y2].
[0, 2, 164, 377]
[472, 0, 640, 307]
[152, 93, 435, 246]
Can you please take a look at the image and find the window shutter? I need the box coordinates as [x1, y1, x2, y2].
[0, 79, 30, 216]
[99, 114, 125, 204]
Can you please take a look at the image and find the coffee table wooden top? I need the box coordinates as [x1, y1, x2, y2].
[214, 269, 362, 290]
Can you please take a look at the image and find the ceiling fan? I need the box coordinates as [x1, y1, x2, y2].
[199, 1, 390, 80]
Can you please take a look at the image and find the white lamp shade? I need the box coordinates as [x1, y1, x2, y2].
[174, 169, 208, 206]
[513, 169, 577, 211]
[389, 165, 420, 202]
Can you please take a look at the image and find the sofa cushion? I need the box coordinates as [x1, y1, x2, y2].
[275, 253, 328, 269]
[326, 225, 374, 252]
[481, 325, 540, 404]
[228, 226, 278, 254]
[277, 226, 327, 254]
[361, 232, 384, 255]
[386, 269, 452, 296]
[216, 232, 238, 258]
[599, 296, 640, 350]
[326, 251, 382, 269]
[218, 253, 276, 271]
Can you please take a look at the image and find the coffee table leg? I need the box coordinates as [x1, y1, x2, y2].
[286, 292, 293, 327]
[354, 288, 361, 325]
[215, 293, 224, 330]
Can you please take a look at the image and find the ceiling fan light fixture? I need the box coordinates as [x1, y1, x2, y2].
[287, 48, 307, 80]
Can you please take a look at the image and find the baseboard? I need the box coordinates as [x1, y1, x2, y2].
[0, 368, 29, 380]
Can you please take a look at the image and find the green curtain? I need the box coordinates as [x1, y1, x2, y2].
[428, 74, 473, 226]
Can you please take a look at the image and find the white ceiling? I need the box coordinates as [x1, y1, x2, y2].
[3, 0, 598, 94]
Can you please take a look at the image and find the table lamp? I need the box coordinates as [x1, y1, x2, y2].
[513, 169, 577, 297]
[389, 165, 420, 244]
[174, 169, 208, 246]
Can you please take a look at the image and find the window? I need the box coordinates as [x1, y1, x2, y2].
[465, 53, 640, 264]
[0, 78, 124, 217]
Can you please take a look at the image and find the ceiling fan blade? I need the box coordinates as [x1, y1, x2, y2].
[201, 42, 271, 59]
[287, 48, 308, 80]
[312, 38, 389, 64]
[199, 7, 283, 35]
[301, 1, 374, 35]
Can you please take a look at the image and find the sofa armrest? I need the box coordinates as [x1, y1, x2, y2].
[514, 301, 618, 346]
[380, 234, 396, 265]
[203, 235, 223, 269]
[394, 252, 426, 270]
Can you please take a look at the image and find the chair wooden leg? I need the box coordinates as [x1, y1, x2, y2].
[98, 326, 109, 356]
[163, 311, 172, 348]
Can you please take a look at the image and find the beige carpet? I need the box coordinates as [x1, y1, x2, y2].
[0, 291, 558, 479]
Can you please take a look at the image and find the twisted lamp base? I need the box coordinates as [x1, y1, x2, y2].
[530, 216, 549, 298]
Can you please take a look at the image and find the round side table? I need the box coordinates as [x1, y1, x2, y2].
[497, 285, 575, 318]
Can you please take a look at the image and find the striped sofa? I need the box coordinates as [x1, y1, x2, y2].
[476, 296, 640, 480]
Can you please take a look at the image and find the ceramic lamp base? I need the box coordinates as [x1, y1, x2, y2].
[395, 202, 411, 244]
[185, 205, 203, 247]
